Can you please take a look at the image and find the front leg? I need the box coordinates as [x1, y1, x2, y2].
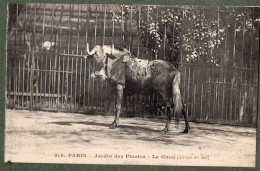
[109, 84, 124, 129]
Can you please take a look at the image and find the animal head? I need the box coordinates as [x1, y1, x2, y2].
[86, 44, 131, 79]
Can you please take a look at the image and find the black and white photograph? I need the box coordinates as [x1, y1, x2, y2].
[5, 3, 259, 167]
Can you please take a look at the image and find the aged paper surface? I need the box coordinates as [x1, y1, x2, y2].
[5, 3, 258, 167]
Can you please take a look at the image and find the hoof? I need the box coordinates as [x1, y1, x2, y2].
[109, 123, 117, 129]
[181, 129, 188, 133]
[162, 127, 169, 134]
[181, 126, 190, 134]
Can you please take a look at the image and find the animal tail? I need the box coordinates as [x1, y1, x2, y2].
[172, 71, 182, 126]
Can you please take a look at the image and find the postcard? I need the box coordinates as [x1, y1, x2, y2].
[5, 3, 258, 167]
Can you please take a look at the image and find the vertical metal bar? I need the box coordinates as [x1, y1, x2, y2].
[86, 5, 90, 109]
[101, 5, 107, 111]
[71, 53, 74, 106]
[129, 6, 132, 51]
[75, 56, 78, 108]
[41, 5, 46, 104]
[249, 8, 255, 124]
[92, 59, 95, 109]
[163, 22, 166, 60]
[103, 5, 106, 46]
[13, 4, 18, 105]
[76, 5, 81, 107]
[30, 4, 37, 109]
[49, 4, 55, 107]
[43, 54, 47, 106]
[212, 68, 216, 121]
[83, 56, 86, 109]
[18, 53, 21, 107]
[234, 72, 239, 122]
[88, 59, 91, 107]
[224, 7, 229, 122]
[120, 5, 124, 47]
[52, 66, 54, 107]
[57, 4, 63, 107]
[222, 73, 225, 121]
[137, 6, 141, 57]
[180, 9, 187, 115]
[180, 9, 184, 65]
[216, 79, 220, 121]
[16, 5, 20, 106]
[34, 10, 38, 105]
[39, 5, 43, 105]
[250, 8, 254, 69]
[200, 84, 203, 120]
[77, 4, 80, 55]
[191, 7, 196, 118]
[238, 69, 242, 123]
[229, 7, 237, 123]
[146, 5, 149, 55]
[100, 78, 103, 112]
[187, 66, 191, 118]
[129, 6, 134, 113]
[94, 4, 97, 46]
[183, 64, 187, 109]
[94, 5, 99, 111]
[198, 8, 202, 119]
[193, 83, 196, 119]
[230, 75, 233, 123]
[238, 70, 244, 122]
[233, 7, 237, 63]
[112, 5, 115, 51]
[79, 54, 82, 108]
[171, 9, 174, 62]
[206, 11, 211, 120]
[66, 56, 69, 106]
[213, 7, 220, 121]
[96, 68, 99, 111]
[85, 4, 89, 109]
[66, 4, 72, 106]
[237, 8, 246, 123]
[27, 49, 30, 105]
[154, 7, 159, 60]
[233, 7, 238, 122]
[53, 33, 58, 108]
[244, 69, 248, 123]
[217, 8, 221, 121]
[68, 4, 72, 54]
[62, 51, 65, 107]
[22, 52, 26, 107]
[58, 53, 61, 108]
[192, 65, 199, 117]
[48, 56, 52, 108]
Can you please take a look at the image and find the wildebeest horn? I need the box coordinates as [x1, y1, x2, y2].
[86, 43, 97, 55]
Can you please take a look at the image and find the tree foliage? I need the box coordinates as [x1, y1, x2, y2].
[112, 6, 256, 67]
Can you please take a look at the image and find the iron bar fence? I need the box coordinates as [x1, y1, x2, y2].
[6, 3, 259, 126]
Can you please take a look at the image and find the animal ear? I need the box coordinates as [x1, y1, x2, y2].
[107, 54, 117, 59]
[122, 55, 131, 63]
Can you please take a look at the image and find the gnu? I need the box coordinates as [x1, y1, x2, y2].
[86, 44, 190, 133]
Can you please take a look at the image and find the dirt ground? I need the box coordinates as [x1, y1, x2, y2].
[4, 109, 256, 167]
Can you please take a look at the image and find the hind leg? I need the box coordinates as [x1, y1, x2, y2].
[181, 103, 190, 133]
[162, 106, 172, 133]
[158, 91, 173, 133]
[162, 103, 173, 133]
